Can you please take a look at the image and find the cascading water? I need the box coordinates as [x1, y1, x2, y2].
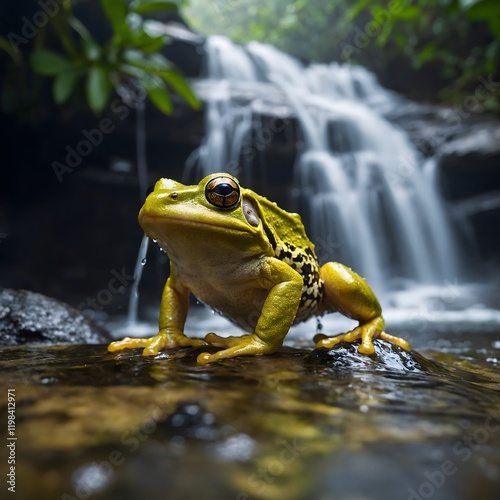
[187, 35, 460, 292]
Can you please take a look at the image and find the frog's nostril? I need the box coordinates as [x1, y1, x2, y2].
[170, 192, 178, 199]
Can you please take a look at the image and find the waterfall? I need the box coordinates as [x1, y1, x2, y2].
[187, 35, 460, 291]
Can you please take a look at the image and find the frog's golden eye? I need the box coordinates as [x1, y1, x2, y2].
[205, 176, 240, 209]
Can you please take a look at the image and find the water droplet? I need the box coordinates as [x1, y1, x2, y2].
[141, 258, 147, 265]
[316, 317, 323, 334]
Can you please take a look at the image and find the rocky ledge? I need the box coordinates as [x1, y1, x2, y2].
[0, 288, 111, 346]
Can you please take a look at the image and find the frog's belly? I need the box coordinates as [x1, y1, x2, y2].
[194, 285, 268, 333]
[173, 256, 269, 333]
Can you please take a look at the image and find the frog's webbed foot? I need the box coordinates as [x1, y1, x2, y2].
[313, 317, 411, 354]
[197, 333, 278, 365]
[108, 329, 206, 356]
[204, 332, 246, 348]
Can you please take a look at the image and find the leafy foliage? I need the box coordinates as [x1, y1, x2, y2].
[349, 0, 500, 110]
[0, 0, 200, 116]
[184, 0, 499, 112]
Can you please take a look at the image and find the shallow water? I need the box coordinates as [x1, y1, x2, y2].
[1, 310, 500, 500]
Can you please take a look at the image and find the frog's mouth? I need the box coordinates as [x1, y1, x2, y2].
[138, 212, 253, 235]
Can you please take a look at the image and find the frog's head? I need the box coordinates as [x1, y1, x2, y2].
[138, 173, 263, 244]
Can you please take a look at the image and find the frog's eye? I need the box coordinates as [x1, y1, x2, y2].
[205, 176, 240, 209]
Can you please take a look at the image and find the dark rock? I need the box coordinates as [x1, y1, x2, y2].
[382, 96, 500, 262]
[438, 125, 500, 200]
[0, 288, 110, 346]
[306, 340, 433, 373]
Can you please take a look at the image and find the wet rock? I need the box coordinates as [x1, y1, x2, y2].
[306, 340, 429, 373]
[0, 288, 110, 346]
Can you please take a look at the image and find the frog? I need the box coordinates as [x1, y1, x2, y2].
[108, 173, 411, 364]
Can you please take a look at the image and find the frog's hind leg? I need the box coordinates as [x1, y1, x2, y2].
[315, 262, 411, 354]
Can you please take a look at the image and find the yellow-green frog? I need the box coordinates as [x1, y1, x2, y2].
[108, 173, 410, 364]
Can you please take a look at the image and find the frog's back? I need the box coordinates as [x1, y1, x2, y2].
[245, 189, 324, 323]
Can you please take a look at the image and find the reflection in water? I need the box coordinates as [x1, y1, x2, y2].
[1, 339, 500, 499]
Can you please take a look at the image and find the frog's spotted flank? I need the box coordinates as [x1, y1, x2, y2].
[275, 242, 323, 323]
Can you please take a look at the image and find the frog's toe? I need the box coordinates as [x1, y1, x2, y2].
[142, 333, 206, 355]
[379, 331, 412, 351]
[196, 335, 277, 364]
[108, 331, 205, 356]
[204, 332, 227, 346]
[108, 337, 150, 352]
[204, 333, 245, 348]
[314, 323, 378, 353]
[314, 332, 350, 349]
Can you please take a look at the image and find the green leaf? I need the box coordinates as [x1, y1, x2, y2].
[50, 12, 81, 59]
[53, 71, 80, 104]
[346, 0, 370, 21]
[130, 0, 181, 14]
[395, 33, 407, 49]
[418, 43, 436, 64]
[118, 63, 148, 79]
[0, 35, 22, 65]
[123, 52, 200, 109]
[82, 38, 101, 62]
[463, 0, 500, 18]
[100, 0, 128, 35]
[157, 69, 201, 109]
[393, 6, 421, 20]
[459, 0, 485, 10]
[125, 26, 167, 52]
[68, 17, 93, 41]
[86, 65, 110, 113]
[376, 25, 392, 47]
[146, 79, 173, 114]
[139, 35, 168, 54]
[30, 49, 73, 76]
[123, 51, 171, 72]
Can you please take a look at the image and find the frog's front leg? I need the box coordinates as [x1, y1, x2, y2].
[197, 259, 303, 365]
[107, 272, 205, 356]
[314, 262, 411, 354]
